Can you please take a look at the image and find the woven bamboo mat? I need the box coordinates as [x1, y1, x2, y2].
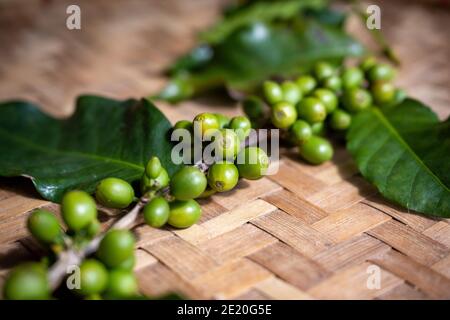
[0, 0, 449, 300]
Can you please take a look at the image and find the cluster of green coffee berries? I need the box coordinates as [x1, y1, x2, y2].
[141, 119, 269, 229]
[71, 228, 139, 300]
[3, 187, 139, 300]
[139, 155, 203, 229]
[243, 57, 404, 165]
[3, 110, 270, 300]
[171, 112, 270, 196]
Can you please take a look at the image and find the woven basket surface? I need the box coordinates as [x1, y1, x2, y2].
[0, 0, 449, 300]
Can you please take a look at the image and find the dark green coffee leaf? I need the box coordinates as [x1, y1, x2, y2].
[347, 99, 450, 217]
[199, 0, 327, 45]
[156, 21, 364, 103]
[0, 95, 180, 202]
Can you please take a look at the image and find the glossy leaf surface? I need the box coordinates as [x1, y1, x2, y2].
[0, 96, 179, 202]
[347, 99, 450, 217]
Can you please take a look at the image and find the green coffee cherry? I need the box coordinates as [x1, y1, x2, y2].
[87, 219, 101, 238]
[360, 56, 377, 72]
[263, 81, 283, 104]
[341, 67, 364, 89]
[173, 120, 192, 143]
[393, 88, 406, 105]
[296, 75, 317, 95]
[214, 113, 231, 129]
[290, 120, 312, 145]
[141, 168, 169, 194]
[281, 81, 302, 105]
[242, 96, 266, 121]
[330, 109, 352, 130]
[367, 63, 395, 82]
[314, 61, 335, 81]
[3, 263, 49, 300]
[153, 168, 170, 189]
[190, 143, 203, 166]
[236, 147, 269, 180]
[145, 157, 162, 179]
[207, 163, 239, 192]
[168, 199, 201, 228]
[312, 88, 338, 113]
[342, 88, 373, 113]
[170, 166, 207, 200]
[297, 97, 327, 123]
[173, 120, 192, 131]
[115, 254, 136, 272]
[311, 122, 325, 136]
[229, 116, 251, 141]
[156, 78, 193, 104]
[77, 259, 109, 296]
[61, 190, 97, 232]
[193, 113, 219, 139]
[143, 197, 170, 228]
[105, 270, 138, 299]
[271, 101, 297, 129]
[141, 174, 152, 194]
[27, 209, 61, 245]
[371, 81, 396, 105]
[96, 178, 135, 209]
[97, 229, 135, 268]
[212, 129, 240, 160]
[322, 75, 342, 92]
[299, 136, 333, 165]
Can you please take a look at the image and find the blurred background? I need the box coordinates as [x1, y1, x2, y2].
[0, 0, 449, 122]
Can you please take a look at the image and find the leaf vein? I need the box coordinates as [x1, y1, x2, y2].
[373, 108, 449, 194]
[0, 128, 144, 172]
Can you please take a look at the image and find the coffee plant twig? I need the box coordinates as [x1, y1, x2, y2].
[47, 199, 147, 290]
[47, 131, 260, 291]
